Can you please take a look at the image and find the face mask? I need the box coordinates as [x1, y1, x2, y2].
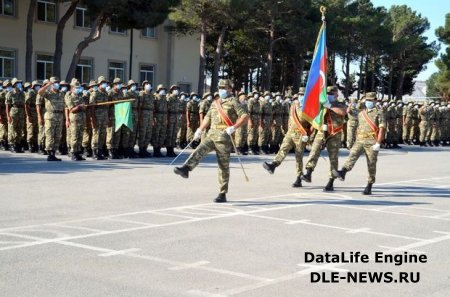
[53, 83, 60, 90]
[16, 83, 22, 89]
[408, 103, 412, 107]
[254, 94, 259, 99]
[131, 85, 137, 92]
[192, 96, 198, 101]
[101, 82, 108, 89]
[398, 103, 403, 107]
[327, 95, 335, 103]
[34, 86, 40, 91]
[172, 90, 179, 96]
[7, 86, 13, 92]
[219, 89, 228, 99]
[93, 86, 99, 92]
[123, 89, 128, 95]
[184, 97, 190, 102]
[365, 101, 374, 109]
[276, 96, 281, 101]
[269, 99, 273, 103]
[0, 86, 2, 91]
[180, 95, 186, 100]
[414, 105, 418, 109]
[145, 84, 152, 91]
[383, 102, 388, 107]
[116, 84, 122, 90]
[61, 86, 68, 92]
[159, 90, 166, 96]
[74, 87, 83, 94]
[207, 95, 212, 101]
[264, 95, 270, 100]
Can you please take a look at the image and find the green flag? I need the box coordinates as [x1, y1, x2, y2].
[115, 102, 133, 132]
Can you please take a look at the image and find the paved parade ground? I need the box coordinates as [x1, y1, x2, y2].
[1, 146, 449, 297]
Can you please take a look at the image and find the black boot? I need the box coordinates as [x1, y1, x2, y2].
[71, 152, 78, 161]
[301, 169, 313, 183]
[39, 145, 47, 155]
[166, 147, 178, 157]
[93, 149, 105, 160]
[323, 178, 335, 192]
[250, 145, 259, 155]
[434, 140, 440, 147]
[13, 145, 24, 153]
[85, 147, 93, 158]
[104, 149, 111, 159]
[332, 168, 348, 181]
[76, 152, 86, 161]
[428, 140, 433, 147]
[174, 165, 190, 178]
[109, 149, 119, 159]
[153, 147, 163, 158]
[128, 147, 137, 159]
[292, 176, 302, 188]
[47, 150, 61, 161]
[363, 183, 373, 195]
[214, 193, 227, 203]
[138, 147, 147, 158]
[263, 161, 278, 174]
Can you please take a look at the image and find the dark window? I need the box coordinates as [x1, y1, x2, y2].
[109, 62, 125, 81]
[36, 54, 53, 81]
[142, 27, 156, 38]
[0, 0, 15, 16]
[75, 59, 93, 83]
[37, 0, 56, 23]
[0, 49, 15, 79]
[139, 65, 154, 86]
[75, 7, 91, 28]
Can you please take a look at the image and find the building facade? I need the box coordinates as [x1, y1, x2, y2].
[0, 0, 199, 92]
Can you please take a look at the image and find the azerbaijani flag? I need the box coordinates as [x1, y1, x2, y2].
[301, 22, 327, 130]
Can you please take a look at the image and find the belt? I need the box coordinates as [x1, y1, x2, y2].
[49, 110, 64, 114]
[211, 124, 228, 130]
[357, 131, 376, 138]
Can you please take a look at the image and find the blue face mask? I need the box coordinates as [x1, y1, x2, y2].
[365, 101, 375, 109]
[264, 95, 270, 101]
[16, 83, 22, 89]
[130, 85, 137, 92]
[101, 82, 108, 89]
[159, 90, 166, 96]
[123, 89, 128, 94]
[328, 95, 336, 103]
[219, 89, 228, 99]
[34, 86, 40, 91]
[93, 86, 98, 92]
[61, 86, 68, 92]
[75, 87, 83, 94]
[53, 83, 60, 90]
[7, 86, 13, 92]
[0, 86, 2, 91]
[116, 84, 122, 90]
[145, 84, 152, 91]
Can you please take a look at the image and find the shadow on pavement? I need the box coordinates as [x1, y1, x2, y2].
[230, 198, 430, 207]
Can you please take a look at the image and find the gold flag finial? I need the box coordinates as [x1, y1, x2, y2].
[320, 6, 326, 22]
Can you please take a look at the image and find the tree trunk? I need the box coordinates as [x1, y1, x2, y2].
[363, 54, 369, 93]
[387, 58, 394, 100]
[66, 14, 107, 81]
[197, 21, 207, 94]
[330, 51, 336, 85]
[344, 50, 351, 98]
[211, 26, 227, 93]
[25, 0, 37, 82]
[249, 69, 253, 92]
[265, 23, 275, 91]
[256, 66, 261, 91]
[54, 0, 79, 78]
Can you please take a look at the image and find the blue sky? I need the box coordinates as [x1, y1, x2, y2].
[371, 0, 448, 81]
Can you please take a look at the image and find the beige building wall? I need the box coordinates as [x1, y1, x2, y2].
[0, 1, 199, 92]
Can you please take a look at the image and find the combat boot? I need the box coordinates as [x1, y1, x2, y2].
[0, 140, 5, 150]
[85, 147, 93, 158]
[128, 148, 138, 159]
[263, 161, 278, 174]
[39, 145, 47, 155]
[166, 147, 178, 157]
[109, 149, 119, 159]
[138, 148, 147, 158]
[250, 145, 259, 155]
[301, 168, 313, 183]
[13, 145, 24, 153]
[262, 145, 270, 154]
[323, 178, 335, 192]
[363, 183, 373, 195]
[76, 152, 86, 161]
[332, 168, 348, 181]
[93, 149, 105, 160]
[153, 147, 163, 158]
[292, 176, 302, 188]
[214, 193, 227, 203]
[428, 140, 433, 147]
[174, 165, 190, 178]
[47, 150, 61, 161]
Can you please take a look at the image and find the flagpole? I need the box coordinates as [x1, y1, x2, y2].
[86, 99, 136, 107]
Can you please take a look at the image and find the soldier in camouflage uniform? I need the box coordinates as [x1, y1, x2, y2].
[402, 102, 414, 145]
[247, 90, 261, 155]
[174, 79, 249, 203]
[346, 98, 360, 149]
[124, 80, 139, 158]
[411, 103, 420, 144]
[82, 80, 96, 157]
[235, 91, 248, 155]
[333, 92, 386, 195]
[186, 92, 200, 147]
[270, 92, 283, 153]
[177, 92, 189, 148]
[137, 80, 154, 158]
[165, 85, 180, 157]
[302, 86, 347, 192]
[152, 84, 168, 157]
[441, 103, 450, 145]
[36, 79, 49, 155]
[37, 77, 65, 161]
[25, 81, 41, 152]
[0, 80, 9, 150]
[89, 76, 110, 160]
[419, 101, 432, 147]
[282, 95, 291, 137]
[65, 81, 87, 161]
[58, 81, 70, 155]
[430, 102, 440, 146]
[199, 92, 212, 143]
[394, 100, 403, 147]
[5, 78, 26, 153]
[107, 78, 124, 159]
[263, 98, 312, 187]
[385, 100, 397, 148]
[259, 91, 273, 154]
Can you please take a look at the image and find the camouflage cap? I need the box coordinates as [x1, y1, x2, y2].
[263, 91, 271, 97]
[169, 84, 178, 91]
[218, 79, 233, 88]
[24, 82, 31, 89]
[298, 87, 306, 95]
[141, 80, 150, 86]
[60, 80, 69, 86]
[113, 78, 122, 84]
[238, 90, 246, 97]
[3, 80, 11, 87]
[202, 92, 211, 99]
[88, 80, 97, 87]
[49, 77, 60, 83]
[274, 92, 282, 96]
[327, 86, 338, 94]
[293, 94, 299, 99]
[365, 92, 377, 100]
[97, 76, 107, 84]
[214, 92, 219, 98]
[31, 80, 40, 88]
[127, 79, 136, 87]
[43, 79, 49, 85]
[156, 84, 166, 91]
[252, 90, 260, 95]
[11, 77, 23, 86]
[190, 92, 198, 97]
[72, 81, 81, 88]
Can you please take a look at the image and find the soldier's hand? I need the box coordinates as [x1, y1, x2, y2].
[38, 117, 43, 126]
[66, 120, 70, 128]
[7, 116, 12, 125]
[225, 126, 236, 135]
[194, 128, 202, 141]
[372, 143, 381, 151]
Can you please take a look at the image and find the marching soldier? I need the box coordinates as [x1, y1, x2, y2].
[89, 76, 110, 160]
[430, 102, 440, 146]
[59, 80, 70, 155]
[235, 91, 248, 155]
[65, 81, 87, 161]
[5, 78, 26, 153]
[37, 77, 65, 161]
[270, 92, 283, 153]
[332, 92, 386, 195]
[259, 91, 273, 154]
[152, 84, 168, 157]
[263, 97, 312, 187]
[137, 80, 154, 158]
[165, 85, 180, 157]
[186, 92, 200, 147]
[347, 98, 360, 149]
[411, 102, 420, 144]
[174, 79, 249, 203]
[177, 92, 189, 148]
[247, 90, 261, 155]
[302, 86, 347, 192]
[199, 92, 212, 143]
[25, 81, 41, 152]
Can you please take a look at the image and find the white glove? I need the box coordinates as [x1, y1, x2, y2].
[301, 135, 309, 143]
[372, 143, 381, 151]
[323, 102, 332, 109]
[225, 126, 236, 135]
[322, 124, 328, 132]
[194, 128, 203, 140]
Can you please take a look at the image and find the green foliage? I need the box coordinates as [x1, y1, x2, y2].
[433, 13, 450, 99]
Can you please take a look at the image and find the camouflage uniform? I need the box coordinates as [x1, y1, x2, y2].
[138, 88, 154, 156]
[89, 84, 110, 158]
[247, 95, 261, 154]
[270, 98, 283, 153]
[347, 100, 360, 148]
[125, 85, 139, 156]
[281, 99, 290, 136]
[182, 95, 248, 194]
[258, 96, 273, 154]
[0, 82, 8, 149]
[411, 105, 420, 143]
[199, 94, 212, 143]
[186, 96, 200, 143]
[402, 103, 414, 143]
[165, 91, 180, 156]
[419, 105, 432, 145]
[25, 84, 40, 152]
[5, 85, 26, 151]
[234, 93, 248, 153]
[386, 103, 397, 147]
[37, 88, 65, 153]
[65, 88, 87, 157]
[152, 88, 168, 157]
[177, 96, 188, 148]
[430, 105, 440, 145]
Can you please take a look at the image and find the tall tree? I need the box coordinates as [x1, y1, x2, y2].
[25, 0, 37, 82]
[433, 13, 450, 99]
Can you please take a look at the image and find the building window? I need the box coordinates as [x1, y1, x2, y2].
[36, 54, 53, 81]
[0, 49, 15, 79]
[75, 7, 91, 28]
[178, 83, 191, 94]
[0, 0, 15, 16]
[37, 0, 56, 23]
[110, 21, 126, 35]
[142, 27, 156, 38]
[139, 65, 154, 86]
[109, 62, 125, 81]
[75, 58, 93, 83]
